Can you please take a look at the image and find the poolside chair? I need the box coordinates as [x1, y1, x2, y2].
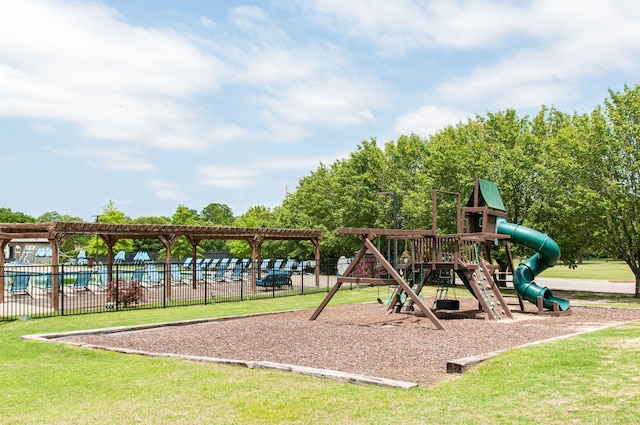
[30, 271, 69, 295]
[259, 258, 271, 272]
[34, 248, 46, 264]
[71, 270, 93, 292]
[141, 264, 162, 288]
[282, 259, 297, 274]
[170, 264, 184, 285]
[201, 258, 212, 270]
[88, 266, 110, 292]
[131, 267, 145, 283]
[6, 271, 33, 297]
[229, 260, 245, 281]
[213, 259, 230, 282]
[271, 259, 284, 271]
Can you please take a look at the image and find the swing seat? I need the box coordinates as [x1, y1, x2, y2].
[436, 299, 460, 310]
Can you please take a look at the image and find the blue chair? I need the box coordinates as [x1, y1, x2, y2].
[282, 259, 297, 274]
[6, 271, 33, 297]
[142, 264, 162, 287]
[213, 259, 231, 282]
[229, 260, 245, 281]
[131, 267, 145, 283]
[170, 264, 184, 285]
[271, 259, 284, 271]
[72, 271, 93, 292]
[259, 258, 271, 272]
[88, 266, 110, 292]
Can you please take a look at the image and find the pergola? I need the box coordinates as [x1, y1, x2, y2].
[0, 222, 322, 307]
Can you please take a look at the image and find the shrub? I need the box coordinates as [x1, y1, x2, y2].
[106, 278, 145, 307]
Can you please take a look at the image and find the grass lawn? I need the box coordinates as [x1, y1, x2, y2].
[2, 288, 640, 424]
[539, 259, 635, 281]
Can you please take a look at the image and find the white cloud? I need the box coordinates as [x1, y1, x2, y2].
[0, 0, 223, 150]
[253, 75, 386, 130]
[395, 105, 470, 137]
[208, 124, 250, 143]
[148, 179, 188, 201]
[197, 166, 258, 189]
[434, 1, 640, 109]
[47, 145, 153, 172]
[304, 0, 527, 51]
[306, 0, 640, 111]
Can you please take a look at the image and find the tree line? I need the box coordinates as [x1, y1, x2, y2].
[3, 85, 639, 295]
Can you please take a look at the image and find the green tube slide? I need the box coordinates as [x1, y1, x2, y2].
[496, 218, 570, 311]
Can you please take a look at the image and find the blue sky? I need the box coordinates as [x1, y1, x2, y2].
[2, 0, 639, 221]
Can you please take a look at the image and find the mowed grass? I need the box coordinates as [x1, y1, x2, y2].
[2, 288, 640, 424]
[539, 259, 635, 281]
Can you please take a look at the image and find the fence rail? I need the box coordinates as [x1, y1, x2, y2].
[1, 258, 344, 321]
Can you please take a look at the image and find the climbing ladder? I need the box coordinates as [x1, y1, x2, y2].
[458, 256, 512, 320]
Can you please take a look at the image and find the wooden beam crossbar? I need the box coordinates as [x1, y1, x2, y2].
[310, 229, 445, 330]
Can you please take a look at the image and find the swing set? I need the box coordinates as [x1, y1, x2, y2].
[310, 178, 570, 330]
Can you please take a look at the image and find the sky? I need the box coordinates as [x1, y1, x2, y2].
[2, 0, 640, 222]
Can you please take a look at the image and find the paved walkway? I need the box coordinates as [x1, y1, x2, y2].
[536, 277, 636, 295]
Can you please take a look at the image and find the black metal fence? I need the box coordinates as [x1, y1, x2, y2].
[1, 258, 345, 321]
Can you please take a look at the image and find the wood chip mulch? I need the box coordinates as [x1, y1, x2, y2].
[59, 299, 640, 386]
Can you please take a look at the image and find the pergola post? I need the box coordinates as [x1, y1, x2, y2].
[0, 239, 7, 303]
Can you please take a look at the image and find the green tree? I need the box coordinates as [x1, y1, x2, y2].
[587, 85, 640, 296]
[228, 206, 275, 258]
[200, 203, 234, 253]
[0, 208, 35, 223]
[37, 211, 87, 255]
[170, 205, 204, 259]
[86, 201, 133, 257]
[131, 216, 171, 256]
[200, 203, 234, 225]
[37, 211, 82, 222]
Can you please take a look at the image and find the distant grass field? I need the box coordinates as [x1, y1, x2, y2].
[2, 288, 640, 424]
[539, 259, 635, 281]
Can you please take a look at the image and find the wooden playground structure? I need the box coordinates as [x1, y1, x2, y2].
[311, 178, 571, 330]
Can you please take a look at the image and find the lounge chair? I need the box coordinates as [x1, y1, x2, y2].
[88, 266, 110, 292]
[282, 259, 297, 274]
[201, 258, 211, 270]
[259, 258, 271, 272]
[141, 264, 162, 288]
[131, 267, 145, 283]
[71, 270, 93, 292]
[170, 264, 184, 285]
[213, 259, 230, 282]
[271, 259, 284, 271]
[6, 271, 33, 297]
[229, 260, 245, 281]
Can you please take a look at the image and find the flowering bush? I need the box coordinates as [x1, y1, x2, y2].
[106, 278, 145, 307]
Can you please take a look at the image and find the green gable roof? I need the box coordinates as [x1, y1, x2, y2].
[467, 179, 507, 211]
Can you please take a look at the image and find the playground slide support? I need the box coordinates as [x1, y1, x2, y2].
[496, 218, 570, 311]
